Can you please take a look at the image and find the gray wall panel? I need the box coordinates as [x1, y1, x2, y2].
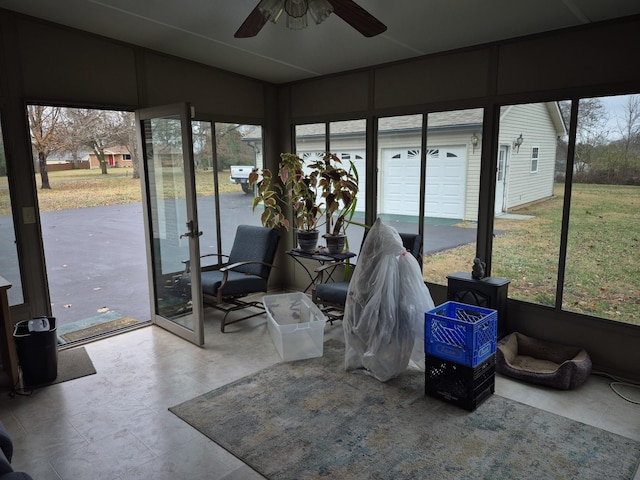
[17, 18, 138, 106]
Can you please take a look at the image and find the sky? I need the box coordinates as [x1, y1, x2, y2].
[597, 94, 636, 141]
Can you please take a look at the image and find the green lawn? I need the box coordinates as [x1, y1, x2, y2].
[425, 183, 640, 326]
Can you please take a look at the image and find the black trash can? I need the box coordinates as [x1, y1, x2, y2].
[13, 317, 58, 387]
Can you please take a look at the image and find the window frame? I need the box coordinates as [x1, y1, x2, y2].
[530, 146, 540, 173]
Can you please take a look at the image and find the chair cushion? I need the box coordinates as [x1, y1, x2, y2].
[315, 281, 349, 305]
[496, 332, 592, 390]
[201, 270, 268, 297]
[228, 226, 279, 278]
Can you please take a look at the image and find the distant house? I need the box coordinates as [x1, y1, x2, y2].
[88, 146, 133, 169]
[39, 150, 91, 172]
[245, 103, 566, 221]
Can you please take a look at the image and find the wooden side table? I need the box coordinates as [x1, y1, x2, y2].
[0, 276, 19, 387]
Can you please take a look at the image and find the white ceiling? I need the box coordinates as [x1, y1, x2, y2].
[1, 0, 640, 84]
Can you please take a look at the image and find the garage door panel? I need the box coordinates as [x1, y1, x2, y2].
[383, 146, 465, 219]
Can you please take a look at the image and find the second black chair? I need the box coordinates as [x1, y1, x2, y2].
[312, 232, 422, 323]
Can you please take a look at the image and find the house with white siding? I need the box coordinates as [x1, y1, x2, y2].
[248, 102, 566, 221]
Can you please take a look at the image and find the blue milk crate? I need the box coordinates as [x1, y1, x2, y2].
[425, 301, 497, 367]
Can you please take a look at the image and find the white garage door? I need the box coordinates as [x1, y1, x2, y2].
[381, 146, 466, 219]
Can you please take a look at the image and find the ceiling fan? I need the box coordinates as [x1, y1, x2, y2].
[234, 0, 387, 38]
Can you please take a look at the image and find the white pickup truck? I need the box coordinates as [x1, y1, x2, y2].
[229, 165, 255, 193]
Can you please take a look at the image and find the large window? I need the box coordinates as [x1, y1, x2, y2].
[288, 95, 639, 329]
[491, 101, 567, 308]
[488, 96, 639, 326]
[294, 121, 366, 255]
[196, 122, 263, 263]
[563, 95, 640, 325]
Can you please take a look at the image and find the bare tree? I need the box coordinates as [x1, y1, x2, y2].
[118, 111, 139, 179]
[574, 98, 610, 180]
[27, 105, 64, 189]
[65, 108, 131, 174]
[216, 123, 254, 171]
[607, 95, 640, 183]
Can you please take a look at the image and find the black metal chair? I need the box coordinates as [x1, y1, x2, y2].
[188, 225, 280, 332]
[312, 232, 422, 323]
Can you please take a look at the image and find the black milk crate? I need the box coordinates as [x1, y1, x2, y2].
[425, 353, 495, 411]
[425, 301, 497, 367]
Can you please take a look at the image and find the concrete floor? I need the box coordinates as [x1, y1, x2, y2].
[1, 303, 639, 479]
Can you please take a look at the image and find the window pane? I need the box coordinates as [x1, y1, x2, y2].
[192, 120, 218, 260]
[0, 120, 24, 305]
[293, 122, 366, 253]
[294, 123, 325, 246]
[377, 114, 424, 260]
[425, 109, 482, 286]
[329, 120, 366, 254]
[380, 110, 483, 286]
[563, 94, 640, 325]
[211, 123, 263, 259]
[491, 101, 568, 307]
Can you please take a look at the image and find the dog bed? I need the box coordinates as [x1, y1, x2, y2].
[496, 332, 592, 390]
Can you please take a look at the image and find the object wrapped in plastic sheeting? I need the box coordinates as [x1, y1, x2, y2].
[343, 219, 435, 381]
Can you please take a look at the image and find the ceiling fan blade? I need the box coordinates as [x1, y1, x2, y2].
[327, 0, 387, 37]
[234, 5, 269, 38]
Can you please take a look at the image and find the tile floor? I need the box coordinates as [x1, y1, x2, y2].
[1, 306, 639, 480]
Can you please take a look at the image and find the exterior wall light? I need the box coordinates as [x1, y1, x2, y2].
[513, 133, 523, 153]
[471, 132, 479, 154]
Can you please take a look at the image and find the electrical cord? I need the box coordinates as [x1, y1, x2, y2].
[592, 370, 640, 405]
[7, 377, 33, 398]
[609, 382, 640, 405]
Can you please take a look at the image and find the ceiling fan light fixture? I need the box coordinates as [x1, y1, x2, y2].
[258, 0, 285, 23]
[308, 0, 334, 25]
[237, 0, 385, 38]
[284, 0, 308, 18]
[286, 11, 308, 30]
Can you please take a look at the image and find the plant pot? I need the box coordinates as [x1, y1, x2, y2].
[296, 230, 319, 252]
[323, 234, 346, 254]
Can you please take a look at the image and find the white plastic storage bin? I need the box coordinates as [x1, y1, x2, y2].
[263, 292, 326, 361]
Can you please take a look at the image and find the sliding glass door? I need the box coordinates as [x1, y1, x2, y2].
[136, 103, 204, 345]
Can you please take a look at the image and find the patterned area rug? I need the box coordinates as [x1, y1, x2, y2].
[170, 339, 640, 480]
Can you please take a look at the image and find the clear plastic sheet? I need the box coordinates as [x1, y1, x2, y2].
[343, 219, 435, 381]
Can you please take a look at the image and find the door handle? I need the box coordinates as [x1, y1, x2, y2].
[180, 220, 203, 239]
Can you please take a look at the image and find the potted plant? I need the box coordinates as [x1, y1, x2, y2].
[249, 153, 324, 252]
[248, 167, 290, 231]
[311, 153, 359, 254]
